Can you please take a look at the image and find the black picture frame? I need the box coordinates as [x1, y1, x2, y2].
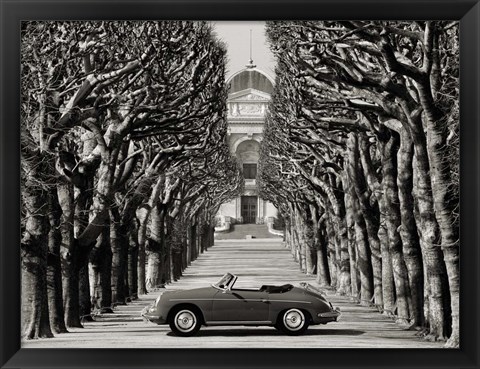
[1, 0, 479, 368]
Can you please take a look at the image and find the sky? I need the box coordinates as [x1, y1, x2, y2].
[211, 21, 276, 80]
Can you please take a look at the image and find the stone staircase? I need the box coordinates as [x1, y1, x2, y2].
[215, 224, 282, 240]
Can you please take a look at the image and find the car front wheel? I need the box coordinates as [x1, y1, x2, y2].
[278, 308, 309, 335]
[169, 308, 201, 337]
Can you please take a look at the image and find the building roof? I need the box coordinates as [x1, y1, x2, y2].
[227, 66, 274, 95]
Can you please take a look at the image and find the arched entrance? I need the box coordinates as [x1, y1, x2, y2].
[216, 64, 278, 226]
[236, 139, 260, 223]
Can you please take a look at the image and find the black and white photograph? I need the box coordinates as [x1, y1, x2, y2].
[16, 19, 465, 351]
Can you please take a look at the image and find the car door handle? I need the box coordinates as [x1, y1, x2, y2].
[261, 299, 268, 303]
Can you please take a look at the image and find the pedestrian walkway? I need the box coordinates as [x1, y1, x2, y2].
[23, 239, 442, 348]
[215, 224, 281, 239]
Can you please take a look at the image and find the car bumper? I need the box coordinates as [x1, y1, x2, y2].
[317, 308, 341, 319]
[315, 308, 341, 323]
[141, 306, 167, 324]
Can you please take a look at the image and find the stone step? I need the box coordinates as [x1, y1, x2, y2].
[215, 224, 282, 240]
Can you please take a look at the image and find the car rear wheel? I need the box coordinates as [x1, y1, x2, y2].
[169, 308, 201, 337]
[278, 308, 309, 335]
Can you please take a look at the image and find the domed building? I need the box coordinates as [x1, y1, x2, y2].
[217, 60, 278, 225]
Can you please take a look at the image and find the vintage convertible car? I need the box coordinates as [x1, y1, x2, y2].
[141, 273, 340, 336]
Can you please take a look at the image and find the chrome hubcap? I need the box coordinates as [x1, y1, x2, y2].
[174, 310, 196, 332]
[284, 309, 304, 331]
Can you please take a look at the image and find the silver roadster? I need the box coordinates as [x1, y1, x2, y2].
[141, 273, 340, 336]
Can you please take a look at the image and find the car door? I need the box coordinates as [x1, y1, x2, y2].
[212, 289, 270, 322]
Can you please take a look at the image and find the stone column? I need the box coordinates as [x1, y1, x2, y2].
[236, 197, 242, 223]
[258, 197, 264, 224]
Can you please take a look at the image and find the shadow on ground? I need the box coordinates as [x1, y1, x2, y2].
[166, 328, 365, 337]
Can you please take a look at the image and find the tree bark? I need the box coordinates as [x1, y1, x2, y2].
[426, 114, 459, 347]
[21, 180, 54, 339]
[359, 135, 395, 314]
[166, 216, 174, 283]
[344, 191, 360, 300]
[315, 222, 331, 287]
[46, 189, 68, 333]
[110, 208, 127, 305]
[57, 183, 83, 328]
[397, 130, 424, 328]
[128, 222, 139, 299]
[311, 206, 329, 285]
[335, 199, 351, 295]
[100, 237, 113, 310]
[353, 135, 383, 307]
[146, 205, 165, 289]
[304, 206, 317, 275]
[352, 195, 374, 305]
[78, 264, 91, 321]
[412, 148, 449, 340]
[380, 133, 411, 325]
[325, 217, 338, 288]
[136, 205, 149, 295]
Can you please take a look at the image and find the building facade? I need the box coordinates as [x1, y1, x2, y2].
[217, 61, 278, 224]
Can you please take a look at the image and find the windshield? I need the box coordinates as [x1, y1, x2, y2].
[300, 282, 322, 294]
[212, 273, 235, 290]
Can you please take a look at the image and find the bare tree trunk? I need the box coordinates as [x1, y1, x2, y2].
[304, 206, 317, 275]
[110, 208, 127, 305]
[128, 222, 139, 299]
[344, 191, 360, 300]
[21, 180, 53, 339]
[315, 222, 331, 287]
[311, 206, 327, 284]
[137, 241, 147, 295]
[325, 218, 338, 288]
[146, 205, 164, 289]
[381, 134, 411, 325]
[78, 264, 91, 321]
[89, 243, 101, 311]
[354, 135, 383, 307]
[208, 225, 215, 250]
[352, 196, 374, 306]
[89, 227, 112, 311]
[397, 131, 424, 328]
[47, 189, 68, 333]
[412, 148, 449, 340]
[291, 209, 302, 265]
[186, 225, 193, 265]
[426, 119, 459, 347]
[101, 236, 113, 310]
[57, 183, 83, 328]
[295, 208, 306, 272]
[396, 98, 450, 338]
[331, 185, 351, 296]
[182, 227, 189, 271]
[136, 206, 148, 295]
[166, 217, 174, 283]
[359, 136, 394, 314]
[190, 223, 198, 262]
[377, 223, 394, 316]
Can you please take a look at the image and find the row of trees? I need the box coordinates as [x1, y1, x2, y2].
[21, 21, 242, 339]
[259, 21, 459, 347]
